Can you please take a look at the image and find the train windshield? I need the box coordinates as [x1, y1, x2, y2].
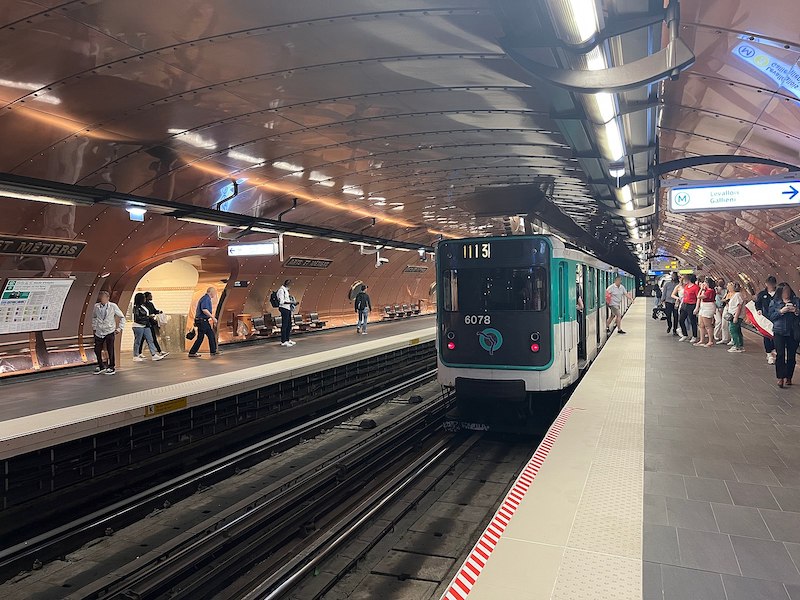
[443, 267, 547, 312]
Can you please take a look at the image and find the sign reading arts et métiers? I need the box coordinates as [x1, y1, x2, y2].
[0, 235, 86, 258]
[284, 257, 333, 269]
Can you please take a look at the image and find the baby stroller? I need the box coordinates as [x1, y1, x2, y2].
[652, 305, 667, 320]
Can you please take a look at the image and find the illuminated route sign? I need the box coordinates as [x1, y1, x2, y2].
[668, 174, 800, 213]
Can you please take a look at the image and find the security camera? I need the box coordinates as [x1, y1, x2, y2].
[376, 256, 389, 268]
[418, 248, 428, 262]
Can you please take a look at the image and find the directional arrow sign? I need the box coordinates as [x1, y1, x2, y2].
[668, 173, 800, 213]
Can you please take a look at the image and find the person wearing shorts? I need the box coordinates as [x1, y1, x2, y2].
[606, 275, 633, 334]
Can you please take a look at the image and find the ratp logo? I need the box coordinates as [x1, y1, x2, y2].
[738, 44, 756, 59]
[477, 328, 503, 355]
[674, 192, 691, 207]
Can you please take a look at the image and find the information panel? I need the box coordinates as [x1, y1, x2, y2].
[0, 278, 74, 334]
[669, 174, 800, 213]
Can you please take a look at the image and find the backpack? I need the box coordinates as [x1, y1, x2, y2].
[355, 292, 367, 311]
[269, 290, 280, 308]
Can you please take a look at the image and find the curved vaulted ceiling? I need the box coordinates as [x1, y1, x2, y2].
[0, 0, 797, 286]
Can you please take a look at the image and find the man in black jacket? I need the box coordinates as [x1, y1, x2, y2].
[354, 285, 372, 335]
[136, 291, 167, 357]
[755, 276, 778, 365]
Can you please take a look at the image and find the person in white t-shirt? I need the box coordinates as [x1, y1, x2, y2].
[726, 282, 745, 353]
[606, 275, 634, 335]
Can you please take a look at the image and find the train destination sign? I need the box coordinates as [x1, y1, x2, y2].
[669, 174, 800, 213]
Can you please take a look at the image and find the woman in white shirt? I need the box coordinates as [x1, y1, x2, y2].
[726, 282, 745, 353]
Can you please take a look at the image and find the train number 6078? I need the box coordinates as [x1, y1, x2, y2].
[464, 315, 491, 325]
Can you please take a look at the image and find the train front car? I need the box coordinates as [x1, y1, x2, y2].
[437, 236, 568, 429]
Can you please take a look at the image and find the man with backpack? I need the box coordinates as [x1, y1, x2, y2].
[273, 279, 296, 347]
[354, 285, 372, 334]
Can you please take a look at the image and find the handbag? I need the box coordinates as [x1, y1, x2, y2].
[185, 329, 196, 340]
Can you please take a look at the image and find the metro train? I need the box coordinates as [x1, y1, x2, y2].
[436, 235, 634, 423]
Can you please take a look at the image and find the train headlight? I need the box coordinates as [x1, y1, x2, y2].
[530, 332, 540, 342]
[447, 341, 456, 350]
[530, 343, 540, 353]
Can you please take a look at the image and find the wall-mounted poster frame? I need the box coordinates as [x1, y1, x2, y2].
[0, 278, 74, 335]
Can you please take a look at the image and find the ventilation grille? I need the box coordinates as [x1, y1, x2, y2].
[773, 215, 800, 244]
[722, 243, 752, 258]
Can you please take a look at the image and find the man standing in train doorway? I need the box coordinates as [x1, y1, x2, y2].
[606, 275, 633, 335]
[354, 284, 372, 335]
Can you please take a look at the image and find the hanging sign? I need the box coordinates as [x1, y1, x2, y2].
[0, 235, 86, 258]
[669, 173, 800, 213]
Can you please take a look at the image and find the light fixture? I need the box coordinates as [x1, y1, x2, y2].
[608, 162, 626, 178]
[283, 231, 315, 239]
[177, 216, 232, 227]
[126, 206, 147, 222]
[0, 188, 82, 206]
[250, 226, 280, 234]
[603, 119, 626, 161]
[546, 0, 601, 44]
[327, 237, 346, 243]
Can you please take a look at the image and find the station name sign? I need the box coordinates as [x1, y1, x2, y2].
[0, 235, 86, 258]
[669, 173, 800, 213]
[284, 256, 333, 269]
[403, 265, 429, 273]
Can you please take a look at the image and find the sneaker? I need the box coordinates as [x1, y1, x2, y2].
[362, 332, 367, 335]
[678, 336, 688, 342]
[672, 331, 679, 336]
[734, 347, 745, 353]
[287, 340, 296, 346]
[618, 330, 627, 334]
[727, 341, 734, 346]
[158, 351, 170, 357]
[105, 368, 116, 375]
[132, 356, 145, 362]
[188, 353, 202, 358]
[727, 347, 738, 353]
[689, 337, 697, 343]
[281, 341, 290, 347]
[93, 367, 107, 375]
[716, 340, 727, 345]
[768, 354, 776, 365]
[356, 327, 361, 334]
[152, 354, 165, 361]
[211, 351, 221, 356]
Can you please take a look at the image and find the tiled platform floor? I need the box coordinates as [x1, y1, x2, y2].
[644, 314, 800, 600]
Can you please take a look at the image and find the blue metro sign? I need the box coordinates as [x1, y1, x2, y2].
[668, 173, 800, 213]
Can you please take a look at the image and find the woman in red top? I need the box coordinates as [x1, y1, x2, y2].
[678, 274, 700, 341]
[695, 277, 717, 347]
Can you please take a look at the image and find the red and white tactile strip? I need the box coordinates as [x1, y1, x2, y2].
[440, 407, 574, 600]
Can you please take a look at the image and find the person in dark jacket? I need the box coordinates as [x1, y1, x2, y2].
[756, 276, 778, 365]
[354, 285, 372, 335]
[132, 293, 164, 362]
[767, 282, 800, 388]
[136, 291, 167, 357]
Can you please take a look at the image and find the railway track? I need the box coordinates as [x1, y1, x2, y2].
[0, 369, 439, 584]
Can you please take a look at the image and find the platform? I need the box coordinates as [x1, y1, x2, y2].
[0, 317, 434, 461]
[442, 301, 800, 600]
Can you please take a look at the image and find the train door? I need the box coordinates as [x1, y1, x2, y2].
[596, 269, 603, 347]
[577, 264, 587, 364]
[558, 261, 571, 377]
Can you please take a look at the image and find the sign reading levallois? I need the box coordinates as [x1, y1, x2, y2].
[0, 278, 74, 334]
[668, 173, 800, 213]
[0, 235, 86, 258]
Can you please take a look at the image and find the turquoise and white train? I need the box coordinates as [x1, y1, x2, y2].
[436, 235, 634, 406]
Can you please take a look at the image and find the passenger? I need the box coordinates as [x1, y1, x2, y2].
[720, 282, 735, 346]
[678, 274, 699, 343]
[354, 284, 372, 335]
[132, 293, 164, 362]
[767, 282, 800, 388]
[713, 278, 730, 345]
[755, 276, 778, 365]
[277, 279, 296, 347]
[91, 290, 125, 375]
[670, 276, 685, 338]
[188, 286, 219, 357]
[727, 282, 745, 353]
[661, 273, 679, 335]
[695, 277, 717, 347]
[135, 291, 168, 359]
[605, 275, 633, 335]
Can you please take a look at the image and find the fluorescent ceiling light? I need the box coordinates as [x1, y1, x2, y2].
[608, 162, 626, 178]
[553, 0, 600, 44]
[0, 189, 81, 206]
[251, 226, 279, 234]
[126, 206, 147, 221]
[585, 47, 606, 71]
[177, 216, 232, 227]
[618, 185, 633, 204]
[283, 231, 315, 239]
[226, 150, 265, 164]
[349, 241, 367, 246]
[391, 247, 411, 252]
[594, 92, 616, 124]
[327, 237, 346, 243]
[603, 119, 625, 161]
